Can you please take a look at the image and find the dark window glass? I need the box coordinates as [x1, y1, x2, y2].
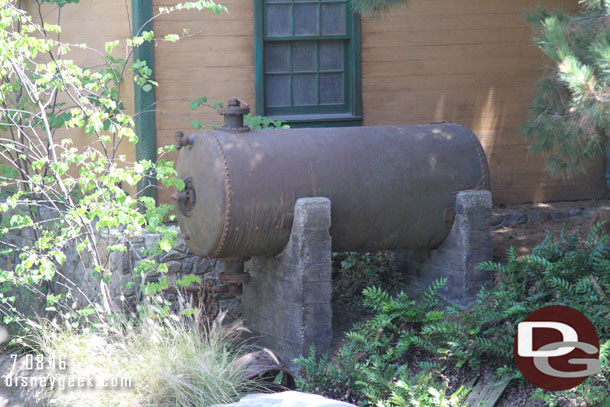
[321, 3, 345, 35]
[292, 41, 316, 72]
[293, 74, 317, 105]
[267, 5, 291, 36]
[320, 72, 343, 104]
[294, 4, 318, 35]
[265, 74, 291, 106]
[265, 42, 290, 73]
[319, 40, 343, 71]
[259, 0, 356, 116]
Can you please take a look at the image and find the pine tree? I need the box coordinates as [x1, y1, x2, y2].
[524, 1, 610, 177]
[351, 0, 410, 15]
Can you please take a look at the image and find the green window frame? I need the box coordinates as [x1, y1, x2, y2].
[254, 0, 362, 127]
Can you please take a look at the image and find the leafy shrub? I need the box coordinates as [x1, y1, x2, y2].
[297, 225, 610, 406]
[297, 279, 466, 406]
[0, 0, 233, 335]
[332, 252, 403, 312]
[244, 113, 288, 130]
[297, 344, 469, 407]
[0, 1, 263, 404]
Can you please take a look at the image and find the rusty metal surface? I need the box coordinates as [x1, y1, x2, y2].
[218, 261, 249, 296]
[171, 176, 196, 217]
[175, 124, 490, 259]
[218, 272, 250, 284]
[218, 97, 250, 133]
[174, 130, 195, 150]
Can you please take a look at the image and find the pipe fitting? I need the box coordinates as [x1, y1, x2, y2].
[174, 131, 195, 150]
[218, 98, 250, 133]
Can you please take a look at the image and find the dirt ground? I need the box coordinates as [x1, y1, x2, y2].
[492, 199, 610, 260]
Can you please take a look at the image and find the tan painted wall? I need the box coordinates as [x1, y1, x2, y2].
[135, 0, 607, 204]
[361, 0, 608, 203]
[153, 0, 255, 204]
[24, 0, 136, 166]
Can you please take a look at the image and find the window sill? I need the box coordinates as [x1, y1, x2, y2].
[268, 113, 362, 128]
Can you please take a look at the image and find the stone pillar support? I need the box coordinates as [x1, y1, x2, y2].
[242, 198, 333, 368]
[398, 190, 493, 306]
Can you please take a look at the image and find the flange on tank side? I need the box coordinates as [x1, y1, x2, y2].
[173, 124, 490, 260]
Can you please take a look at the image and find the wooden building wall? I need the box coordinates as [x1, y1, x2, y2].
[360, 0, 608, 203]
[153, 0, 608, 204]
[31, 0, 606, 204]
[24, 0, 136, 165]
[153, 0, 255, 204]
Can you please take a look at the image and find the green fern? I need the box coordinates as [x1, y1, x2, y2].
[421, 277, 448, 306]
[417, 360, 441, 371]
[547, 276, 576, 294]
[362, 285, 392, 311]
[477, 260, 504, 273]
[297, 225, 610, 406]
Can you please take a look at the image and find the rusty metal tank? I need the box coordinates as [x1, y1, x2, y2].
[173, 104, 490, 260]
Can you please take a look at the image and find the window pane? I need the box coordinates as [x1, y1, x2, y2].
[294, 4, 318, 36]
[292, 41, 316, 72]
[320, 3, 345, 35]
[265, 42, 290, 73]
[319, 40, 343, 71]
[320, 73, 343, 104]
[267, 5, 291, 36]
[293, 74, 316, 105]
[265, 74, 290, 106]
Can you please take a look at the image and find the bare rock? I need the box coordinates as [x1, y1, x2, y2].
[215, 391, 356, 407]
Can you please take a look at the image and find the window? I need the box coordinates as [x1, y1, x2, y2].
[254, 0, 362, 127]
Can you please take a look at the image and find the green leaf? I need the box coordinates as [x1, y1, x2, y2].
[142, 31, 154, 42]
[159, 239, 172, 252]
[189, 96, 207, 110]
[191, 119, 202, 129]
[54, 252, 66, 266]
[176, 275, 201, 287]
[104, 40, 119, 54]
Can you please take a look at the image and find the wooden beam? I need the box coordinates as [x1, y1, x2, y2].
[132, 0, 158, 203]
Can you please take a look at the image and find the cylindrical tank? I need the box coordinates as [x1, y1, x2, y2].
[174, 124, 490, 259]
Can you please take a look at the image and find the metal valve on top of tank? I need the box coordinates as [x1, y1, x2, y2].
[218, 97, 250, 133]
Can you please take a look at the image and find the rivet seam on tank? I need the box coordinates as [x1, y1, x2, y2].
[210, 133, 233, 258]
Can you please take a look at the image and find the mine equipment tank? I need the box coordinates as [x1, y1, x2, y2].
[172, 99, 490, 260]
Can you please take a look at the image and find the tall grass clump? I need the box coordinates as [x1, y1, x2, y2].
[33, 313, 255, 407]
